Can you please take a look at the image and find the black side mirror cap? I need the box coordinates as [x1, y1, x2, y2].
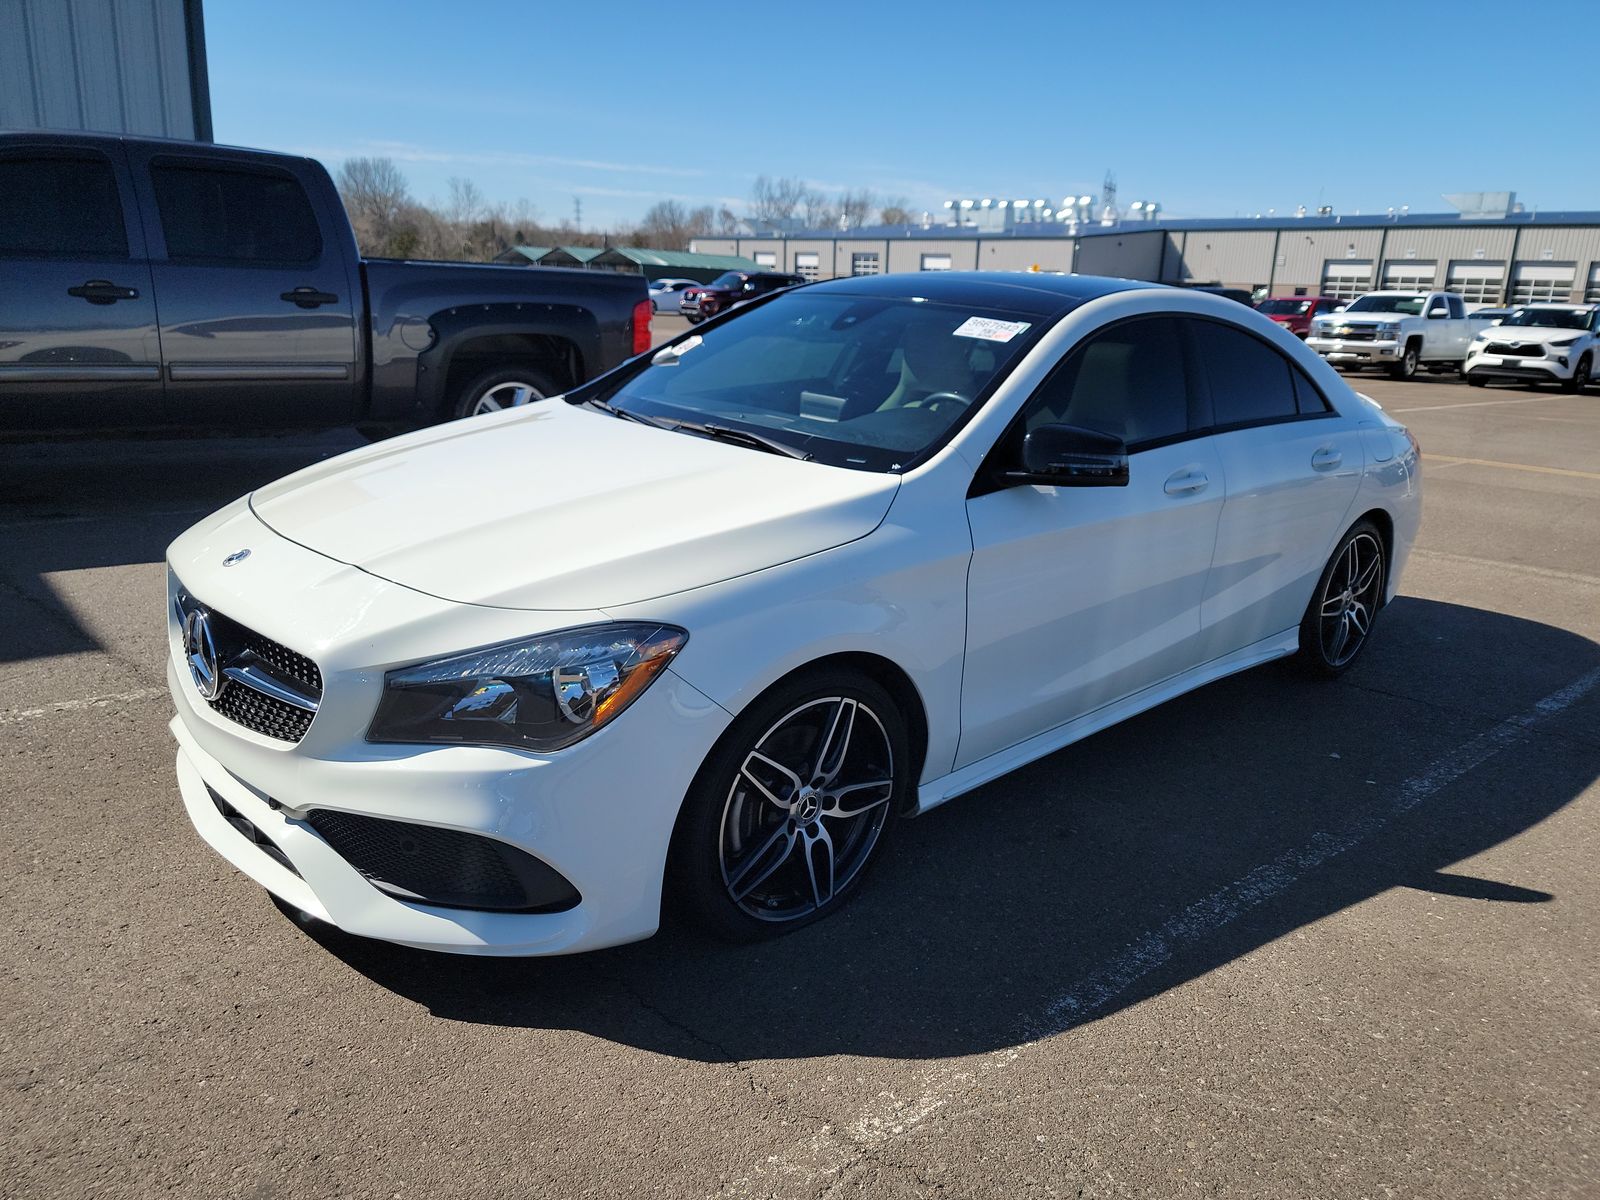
[1009, 423, 1129, 487]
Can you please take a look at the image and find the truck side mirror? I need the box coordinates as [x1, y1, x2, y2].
[1427, 306, 1448, 319]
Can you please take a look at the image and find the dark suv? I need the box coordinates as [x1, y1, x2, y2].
[680, 271, 806, 324]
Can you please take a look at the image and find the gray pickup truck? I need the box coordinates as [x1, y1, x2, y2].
[0, 131, 650, 434]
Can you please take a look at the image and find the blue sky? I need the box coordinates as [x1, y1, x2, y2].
[206, 0, 1599, 229]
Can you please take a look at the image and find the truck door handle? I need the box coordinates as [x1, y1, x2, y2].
[1163, 469, 1209, 496]
[281, 287, 339, 308]
[1311, 446, 1343, 471]
[67, 280, 140, 304]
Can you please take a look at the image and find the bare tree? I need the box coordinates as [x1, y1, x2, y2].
[445, 177, 485, 226]
[878, 196, 914, 225]
[633, 200, 715, 250]
[716, 206, 740, 235]
[750, 174, 809, 224]
[336, 157, 411, 252]
[837, 188, 877, 230]
[801, 187, 837, 230]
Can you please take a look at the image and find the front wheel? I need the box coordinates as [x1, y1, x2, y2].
[669, 669, 909, 941]
[1298, 521, 1387, 676]
[449, 365, 559, 421]
[1389, 342, 1420, 380]
[1562, 353, 1592, 394]
[1466, 371, 1488, 387]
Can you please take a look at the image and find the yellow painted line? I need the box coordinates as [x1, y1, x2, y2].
[1422, 453, 1600, 481]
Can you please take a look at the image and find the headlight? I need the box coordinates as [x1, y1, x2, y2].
[368, 622, 688, 752]
[1547, 336, 1579, 348]
[1377, 323, 1400, 339]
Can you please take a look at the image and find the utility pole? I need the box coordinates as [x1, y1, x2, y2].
[573, 196, 582, 230]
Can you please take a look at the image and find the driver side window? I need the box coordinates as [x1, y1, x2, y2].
[1021, 316, 1196, 448]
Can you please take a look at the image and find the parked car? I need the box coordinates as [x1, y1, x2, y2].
[0, 131, 649, 433]
[680, 271, 805, 324]
[1463, 303, 1599, 391]
[1305, 290, 1477, 379]
[1256, 295, 1340, 338]
[648, 277, 698, 315]
[166, 272, 1420, 955]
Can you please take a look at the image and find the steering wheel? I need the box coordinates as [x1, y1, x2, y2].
[906, 390, 971, 414]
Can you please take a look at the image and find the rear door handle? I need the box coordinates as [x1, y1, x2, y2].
[280, 287, 339, 308]
[67, 280, 140, 304]
[1311, 446, 1343, 471]
[1163, 469, 1209, 496]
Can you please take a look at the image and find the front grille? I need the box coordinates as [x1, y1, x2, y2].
[173, 585, 322, 744]
[207, 786, 300, 877]
[305, 809, 581, 913]
[1328, 327, 1377, 341]
[1485, 342, 1544, 357]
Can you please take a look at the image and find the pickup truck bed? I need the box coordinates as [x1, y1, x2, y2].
[0, 131, 648, 434]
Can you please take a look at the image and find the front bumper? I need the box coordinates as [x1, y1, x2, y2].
[165, 502, 732, 956]
[1463, 350, 1571, 382]
[1306, 335, 1401, 365]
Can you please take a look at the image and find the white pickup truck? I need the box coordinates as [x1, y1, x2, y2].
[1306, 290, 1478, 379]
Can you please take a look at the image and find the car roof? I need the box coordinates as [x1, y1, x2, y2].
[806, 271, 1158, 318]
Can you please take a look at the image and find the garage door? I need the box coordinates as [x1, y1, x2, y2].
[1321, 261, 1372, 301]
[1381, 261, 1437, 292]
[1586, 263, 1600, 303]
[1446, 261, 1505, 306]
[1510, 263, 1576, 304]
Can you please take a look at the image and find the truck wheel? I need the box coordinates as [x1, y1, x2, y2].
[1390, 341, 1420, 380]
[1466, 372, 1488, 388]
[450, 365, 560, 421]
[1562, 353, 1592, 394]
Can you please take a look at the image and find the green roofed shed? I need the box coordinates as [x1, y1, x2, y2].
[588, 247, 762, 283]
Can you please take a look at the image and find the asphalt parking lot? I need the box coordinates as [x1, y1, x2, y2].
[4, 357, 1598, 1198]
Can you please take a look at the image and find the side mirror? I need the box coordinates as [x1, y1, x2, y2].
[1012, 424, 1129, 487]
[1333, 304, 1347, 313]
[1427, 306, 1448, 319]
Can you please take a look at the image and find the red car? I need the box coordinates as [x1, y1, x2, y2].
[1255, 295, 1340, 338]
[680, 271, 806, 324]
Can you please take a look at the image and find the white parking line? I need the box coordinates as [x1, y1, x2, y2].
[0, 685, 169, 726]
[736, 664, 1600, 1194]
[1391, 394, 1579, 414]
[1411, 547, 1600, 589]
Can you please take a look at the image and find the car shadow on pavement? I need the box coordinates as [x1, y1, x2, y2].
[292, 596, 1600, 1062]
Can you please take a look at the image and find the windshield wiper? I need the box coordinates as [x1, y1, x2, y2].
[582, 396, 670, 428]
[675, 421, 812, 461]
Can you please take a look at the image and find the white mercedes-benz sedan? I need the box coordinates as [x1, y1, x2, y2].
[166, 273, 1421, 955]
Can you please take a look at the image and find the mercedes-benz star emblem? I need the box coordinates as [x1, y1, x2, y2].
[182, 609, 224, 701]
[222, 548, 251, 567]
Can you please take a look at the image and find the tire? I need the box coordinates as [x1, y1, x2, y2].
[1389, 341, 1420, 380]
[668, 668, 910, 942]
[448, 365, 559, 421]
[1298, 520, 1387, 677]
[1562, 353, 1592, 394]
[684, 313, 703, 326]
[1466, 372, 1488, 387]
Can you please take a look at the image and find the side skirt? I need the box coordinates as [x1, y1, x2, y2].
[914, 628, 1301, 815]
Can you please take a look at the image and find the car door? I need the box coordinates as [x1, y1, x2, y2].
[959, 316, 1225, 768]
[126, 144, 359, 426]
[1188, 317, 1364, 661]
[0, 140, 163, 432]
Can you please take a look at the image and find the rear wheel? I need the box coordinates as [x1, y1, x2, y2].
[669, 669, 909, 941]
[1298, 521, 1387, 676]
[1562, 353, 1592, 394]
[449, 365, 559, 421]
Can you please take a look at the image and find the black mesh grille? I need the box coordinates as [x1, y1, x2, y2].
[211, 683, 315, 742]
[207, 786, 300, 877]
[1485, 342, 1544, 358]
[305, 809, 580, 913]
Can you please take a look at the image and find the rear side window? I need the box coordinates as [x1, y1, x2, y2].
[0, 155, 128, 259]
[1190, 320, 1300, 427]
[1023, 316, 1195, 447]
[151, 160, 321, 264]
[1291, 366, 1332, 414]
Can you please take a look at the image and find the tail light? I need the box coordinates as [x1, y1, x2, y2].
[631, 299, 652, 356]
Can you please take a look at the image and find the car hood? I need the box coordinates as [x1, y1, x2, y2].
[249, 402, 900, 611]
[1480, 325, 1586, 343]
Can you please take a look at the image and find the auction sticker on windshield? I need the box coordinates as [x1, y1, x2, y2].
[953, 316, 1031, 342]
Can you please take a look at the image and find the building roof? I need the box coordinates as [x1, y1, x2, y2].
[720, 209, 1600, 243]
[494, 245, 552, 263]
[591, 247, 762, 271]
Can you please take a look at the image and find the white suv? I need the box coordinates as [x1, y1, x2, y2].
[1463, 304, 1600, 391]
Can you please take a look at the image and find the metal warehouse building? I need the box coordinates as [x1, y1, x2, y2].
[692, 211, 1600, 307]
[1, 0, 212, 141]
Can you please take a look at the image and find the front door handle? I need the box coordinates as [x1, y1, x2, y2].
[1163, 469, 1209, 496]
[1311, 446, 1343, 471]
[67, 280, 140, 304]
[280, 287, 339, 308]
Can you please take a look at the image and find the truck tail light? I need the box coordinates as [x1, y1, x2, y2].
[631, 299, 652, 356]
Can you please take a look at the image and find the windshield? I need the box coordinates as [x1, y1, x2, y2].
[1257, 299, 1313, 316]
[1345, 295, 1427, 315]
[572, 291, 1048, 471]
[1500, 307, 1589, 330]
[707, 272, 746, 290]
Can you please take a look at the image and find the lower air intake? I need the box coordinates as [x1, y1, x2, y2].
[304, 809, 580, 913]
